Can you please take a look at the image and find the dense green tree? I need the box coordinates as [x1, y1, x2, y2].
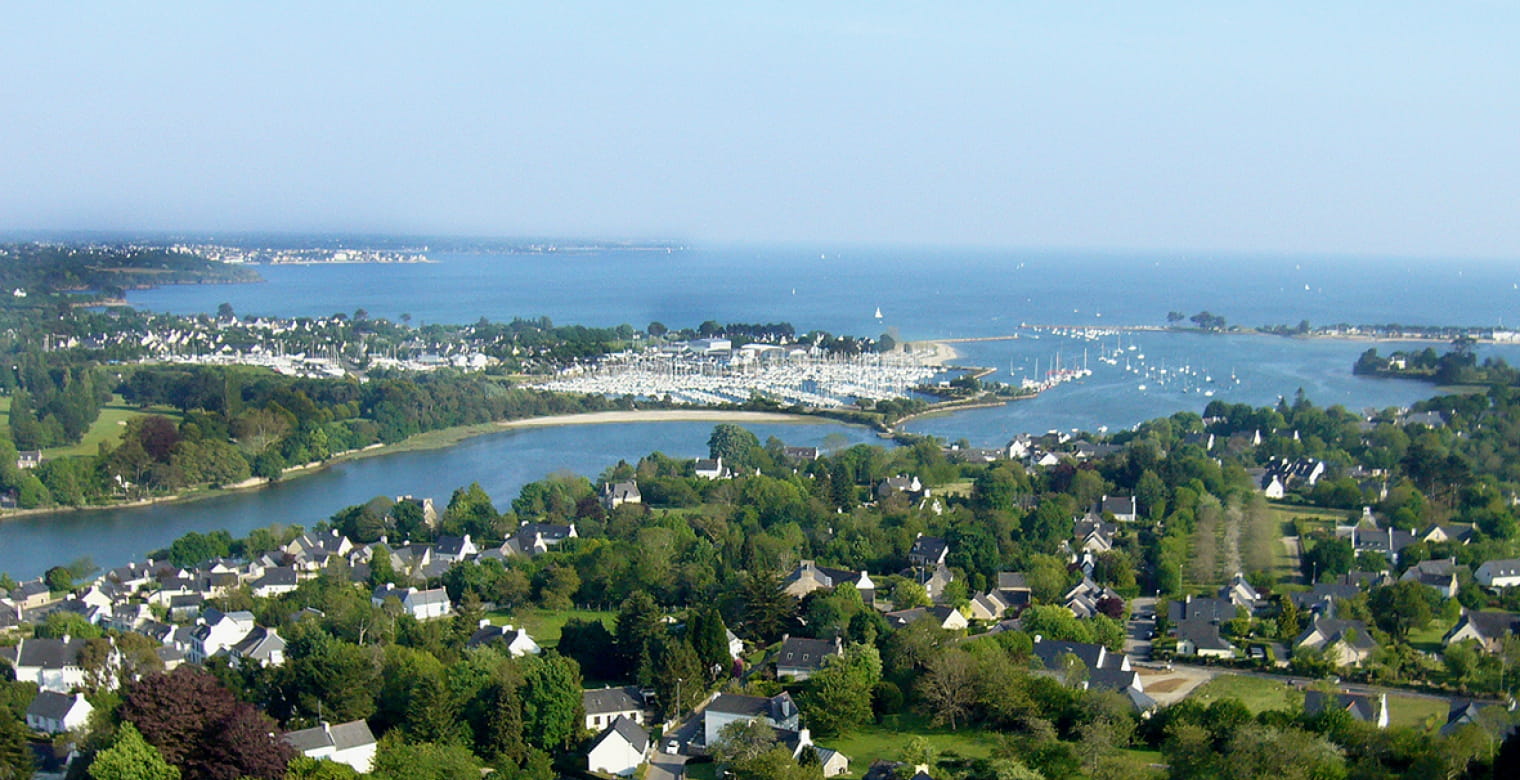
[88, 722, 179, 780]
[518, 653, 582, 751]
[800, 643, 881, 736]
[0, 711, 31, 780]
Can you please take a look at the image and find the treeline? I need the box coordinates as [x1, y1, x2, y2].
[0, 242, 258, 299]
[3, 352, 113, 449]
[6, 364, 652, 508]
[1355, 345, 1520, 387]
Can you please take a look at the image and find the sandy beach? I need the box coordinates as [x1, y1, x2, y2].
[496, 409, 821, 429]
[906, 340, 961, 363]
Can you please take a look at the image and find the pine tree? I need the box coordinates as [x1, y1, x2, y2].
[689, 607, 731, 681]
[406, 675, 465, 745]
[478, 680, 526, 767]
[0, 712, 34, 780]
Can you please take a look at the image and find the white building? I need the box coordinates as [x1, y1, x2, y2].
[587, 715, 649, 776]
[1475, 559, 1520, 589]
[371, 585, 453, 620]
[188, 609, 257, 664]
[283, 720, 378, 773]
[25, 691, 93, 734]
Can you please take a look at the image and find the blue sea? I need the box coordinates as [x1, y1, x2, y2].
[1, 245, 1515, 578]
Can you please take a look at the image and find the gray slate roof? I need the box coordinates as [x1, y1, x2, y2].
[283, 719, 377, 753]
[26, 691, 79, 721]
[583, 685, 643, 715]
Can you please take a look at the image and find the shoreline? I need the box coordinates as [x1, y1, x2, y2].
[0, 409, 849, 523]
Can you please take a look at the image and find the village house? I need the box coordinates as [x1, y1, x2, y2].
[775, 635, 842, 680]
[781, 560, 876, 603]
[602, 480, 642, 509]
[1304, 690, 1388, 728]
[1443, 610, 1520, 653]
[878, 475, 926, 502]
[371, 585, 452, 620]
[699, 692, 800, 749]
[884, 606, 968, 632]
[1031, 636, 1155, 712]
[500, 522, 578, 558]
[188, 609, 257, 664]
[1296, 617, 1378, 667]
[283, 720, 379, 773]
[583, 686, 649, 732]
[227, 626, 287, 668]
[1475, 558, 1520, 589]
[0, 636, 116, 693]
[1399, 558, 1462, 599]
[907, 534, 948, 568]
[587, 715, 649, 777]
[432, 534, 479, 563]
[25, 691, 93, 734]
[1099, 495, 1138, 522]
[1168, 596, 1237, 659]
[466, 622, 541, 656]
[694, 457, 727, 479]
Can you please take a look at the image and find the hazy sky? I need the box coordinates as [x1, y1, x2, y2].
[2, 2, 1516, 258]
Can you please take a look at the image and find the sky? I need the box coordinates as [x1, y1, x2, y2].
[1, 2, 1517, 258]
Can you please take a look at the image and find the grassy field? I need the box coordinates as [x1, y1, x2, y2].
[828, 713, 997, 777]
[1187, 674, 1298, 713]
[1265, 502, 1350, 536]
[26, 394, 186, 459]
[936, 478, 975, 498]
[485, 607, 615, 650]
[1407, 616, 1459, 654]
[1388, 693, 1450, 730]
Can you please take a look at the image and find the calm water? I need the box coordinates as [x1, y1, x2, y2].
[0, 421, 878, 579]
[4, 246, 1515, 578]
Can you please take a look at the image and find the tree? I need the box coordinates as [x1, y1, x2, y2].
[119, 667, 238, 768]
[0, 712, 32, 780]
[919, 649, 978, 728]
[737, 569, 798, 644]
[688, 607, 732, 680]
[518, 653, 583, 751]
[801, 643, 881, 736]
[89, 721, 180, 780]
[1369, 580, 1434, 640]
[405, 674, 465, 745]
[369, 736, 483, 780]
[707, 423, 761, 469]
[192, 703, 294, 780]
[614, 592, 664, 679]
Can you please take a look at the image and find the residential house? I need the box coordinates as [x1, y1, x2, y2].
[1290, 583, 1362, 616]
[782, 446, 820, 463]
[250, 566, 300, 598]
[1296, 618, 1378, 667]
[432, 534, 479, 563]
[466, 622, 541, 656]
[502, 522, 578, 558]
[775, 635, 842, 680]
[1220, 572, 1265, 613]
[16, 450, 42, 469]
[1264, 457, 1327, 490]
[994, 572, 1034, 612]
[188, 609, 257, 664]
[701, 692, 800, 748]
[587, 715, 649, 777]
[781, 560, 876, 604]
[694, 458, 727, 479]
[1099, 495, 1138, 523]
[907, 534, 948, 568]
[1421, 524, 1476, 546]
[1399, 558, 1462, 599]
[1475, 559, 1520, 589]
[884, 606, 968, 631]
[1168, 597, 1237, 659]
[878, 475, 926, 502]
[1065, 577, 1121, 620]
[1031, 636, 1155, 711]
[1443, 610, 1520, 653]
[227, 626, 286, 668]
[25, 692, 93, 734]
[283, 720, 379, 774]
[371, 585, 452, 620]
[1340, 525, 1418, 566]
[1303, 690, 1388, 728]
[602, 481, 642, 509]
[12, 579, 53, 609]
[1440, 700, 1514, 738]
[0, 637, 113, 693]
[968, 590, 1012, 622]
[583, 686, 648, 732]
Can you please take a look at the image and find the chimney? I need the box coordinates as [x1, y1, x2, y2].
[478, 618, 491, 629]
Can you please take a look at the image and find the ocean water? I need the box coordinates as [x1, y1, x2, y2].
[2, 245, 1512, 578]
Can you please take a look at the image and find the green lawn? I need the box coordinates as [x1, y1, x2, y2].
[39, 395, 184, 459]
[1407, 616, 1457, 654]
[828, 713, 997, 778]
[485, 607, 615, 650]
[1187, 674, 1297, 713]
[1388, 693, 1449, 731]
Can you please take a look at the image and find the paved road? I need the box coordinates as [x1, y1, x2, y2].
[1165, 660, 1505, 708]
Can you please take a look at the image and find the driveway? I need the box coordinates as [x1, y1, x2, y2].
[646, 752, 689, 780]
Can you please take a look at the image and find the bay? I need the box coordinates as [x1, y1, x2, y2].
[7, 245, 1514, 578]
[0, 421, 879, 579]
